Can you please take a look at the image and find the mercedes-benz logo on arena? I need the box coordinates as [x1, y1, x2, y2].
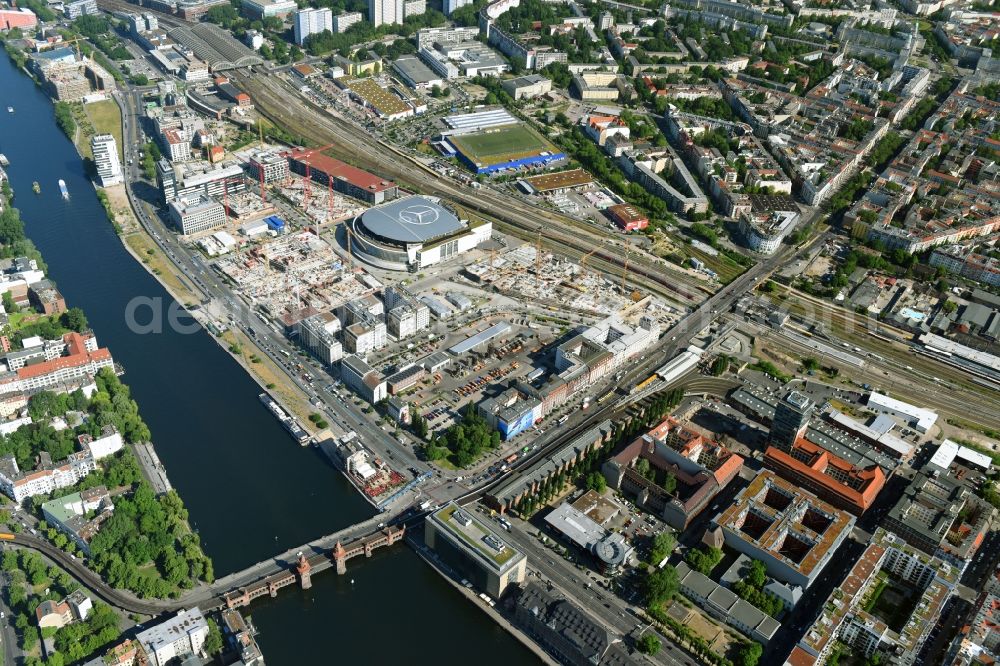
[399, 205, 440, 226]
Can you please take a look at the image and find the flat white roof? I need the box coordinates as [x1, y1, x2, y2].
[919, 333, 1000, 373]
[867, 391, 937, 431]
[826, 409, 914, 458]
[930, 438, 992, 471]
[655, 345, 703, 383]
[444, 108, 517, 131]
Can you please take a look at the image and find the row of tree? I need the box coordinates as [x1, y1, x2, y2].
[732, 559, 784, 618]
[1, 549, 122, 665]
[423, 405, 501, 467]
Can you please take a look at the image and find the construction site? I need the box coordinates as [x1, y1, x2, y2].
[221, 189, 276, 222]
[461, 244, 681, 329]
[232, 144, 372, 227]
[215, 231, 377, 322]
[276, 177, 366, 226]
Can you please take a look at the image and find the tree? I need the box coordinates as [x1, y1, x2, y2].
[638, 633, 661, 655]
[738, 641, 763, 666]
[2, 291, 18, 313]
[585, 471, 607, 493]
[710, 356, 729, 376]
[802, 357, 820, 373]
[648, 531, 675, 564]
[748, 560, 767, 588]
[644, 565, 679, 605]
[205, 4, 239, 27]
[634, 457, 654, 481]
[662, 472, 677, 495]
[204, 617, 224, 655]
[685, 547, 722, 575]
[60, 307, 88, 332]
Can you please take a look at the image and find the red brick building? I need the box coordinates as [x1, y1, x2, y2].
[606, 203, 648, 232]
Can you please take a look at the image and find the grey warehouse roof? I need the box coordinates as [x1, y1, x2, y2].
[358, 195, 463, 245]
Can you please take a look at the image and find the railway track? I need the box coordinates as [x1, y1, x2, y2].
[778, 295, 1000, 408]
[96, 0, 189, 26]
[238, 73, 713, 307]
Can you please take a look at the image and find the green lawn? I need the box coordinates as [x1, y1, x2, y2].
[687, 246, 746, 284]
[449, 124, 554, 166]
[82, 100, 124, 161]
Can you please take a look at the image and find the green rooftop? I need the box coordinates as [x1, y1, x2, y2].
[436, 503, 517, 568]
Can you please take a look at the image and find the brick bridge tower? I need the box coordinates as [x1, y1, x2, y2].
[333, 541, 347, 575]
[296, 552, 312, 590]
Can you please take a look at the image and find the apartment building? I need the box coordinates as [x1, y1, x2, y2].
[293, 7, 332, 45]
[91, 134, 123, 187]
[137, 608, 209, 666]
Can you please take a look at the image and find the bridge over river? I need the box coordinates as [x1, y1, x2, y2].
[8, 509, 413, 615]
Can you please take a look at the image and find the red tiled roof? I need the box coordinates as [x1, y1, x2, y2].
[764, 438, 885, 514]
[287, 149, 395, 193]
[17, 347, 111, 380]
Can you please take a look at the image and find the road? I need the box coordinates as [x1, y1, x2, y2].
[0, 579, 20, 666]
[112, 88, 430, 500]
[496, 510, 695, 666]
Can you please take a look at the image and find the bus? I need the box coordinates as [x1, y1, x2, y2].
[558, 415, 569, 425]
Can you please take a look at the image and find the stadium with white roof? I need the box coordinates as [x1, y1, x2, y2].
[349, 195, 492, 271]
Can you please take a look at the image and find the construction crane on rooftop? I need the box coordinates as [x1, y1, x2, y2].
[297, 144, 335, 210]
[60, 36, 86, 60]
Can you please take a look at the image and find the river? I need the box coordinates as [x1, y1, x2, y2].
[0, 54, 533, 664]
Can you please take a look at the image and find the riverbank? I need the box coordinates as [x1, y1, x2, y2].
[407, 529, 558, 666]
[0, 182, 214, 604]
[62, 89, 322, 431]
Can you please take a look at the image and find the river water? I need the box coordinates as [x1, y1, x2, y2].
[0, 54, 533, 664]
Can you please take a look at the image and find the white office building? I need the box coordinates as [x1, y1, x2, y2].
[443, 0, 471, 15]
[299, 312, 344, 367]
[64, 0, 98, 19]
[293, 7, 333, 45]
[333, 11, 363, 32]
[866, 391, 938, 434]
[341, 355, 387, 404]
[168, 195, 227, 235]
[137, 608, 209, 666]
[90, 134, 123, 187]
[367, 0, 403, 27]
